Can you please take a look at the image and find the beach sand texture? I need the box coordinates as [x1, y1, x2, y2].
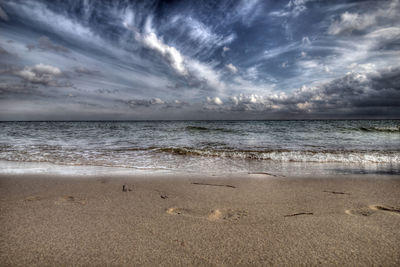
[1, 174, 399, 266]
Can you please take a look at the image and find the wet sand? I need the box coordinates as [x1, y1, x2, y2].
[1, 173, 399, 266]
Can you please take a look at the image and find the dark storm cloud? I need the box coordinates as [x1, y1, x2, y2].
[204, 67, 400, 117]
[0, 0, 399, 120]
[119, 98, 165, 108]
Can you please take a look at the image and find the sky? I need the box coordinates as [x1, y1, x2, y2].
[0, 0, 399, 120]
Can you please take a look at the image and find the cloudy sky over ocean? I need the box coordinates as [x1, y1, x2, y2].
[0, 0, 399, 120]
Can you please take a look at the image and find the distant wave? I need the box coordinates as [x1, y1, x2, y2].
[157, 147, 399, 164]
[185, 126, 209, 131]
[357, 126, 400, 133]
[185, 126, 235, 133]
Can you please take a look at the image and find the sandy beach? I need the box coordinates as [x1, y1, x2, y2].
[0, 174, 399, 266]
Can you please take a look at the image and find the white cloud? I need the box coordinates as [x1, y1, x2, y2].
[15, 63, 62, 85]
[286, 0, 314, 17]
[296, 101, 312, 110]
[328, 1, 400, 35]
[187, 59, 225, 90]
[144, 33, 186, 75]
[186, 18, 216, 43]
[365, 27, 400, 51]
[328, 11, 376, 35]
[348, 63, 376, 73]
[226, 63, 238, 73]
[262, 43, 298, 60]
[32, 64, 61, 75]
[269, 10, 290, 17]
[127, 17, 227, 92]
[135, 18, 187, 75]
[150, 98, 164, 104]
[207, 96, 223, 105]
[122, 9, 135, 29]
[8, 1, 98, 42]
[185, 17, 235, 47]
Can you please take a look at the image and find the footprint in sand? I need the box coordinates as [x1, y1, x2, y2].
[345, 207, 376, 217]
[166, 207, 247, 222]
[345, 205, 400, 216]
[54, 195, 86, 205]
[207, 209, 248, 221]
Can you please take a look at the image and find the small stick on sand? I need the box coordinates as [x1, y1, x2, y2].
[323, 190, 351, 195]
[372, 205, 400, 213]
[284, 212, 313, 217]
[191, 182, 236, 188]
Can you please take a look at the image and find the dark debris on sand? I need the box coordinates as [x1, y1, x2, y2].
[191, 182, 236, 188]
[284, 212, 314, 217]
[122, 184, 133, 192]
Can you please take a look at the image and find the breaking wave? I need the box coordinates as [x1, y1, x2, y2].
[157, 147, 399, 164]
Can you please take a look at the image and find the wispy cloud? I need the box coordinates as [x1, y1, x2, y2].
[1, 0, 399, 119]
[134, 17, 187, 75]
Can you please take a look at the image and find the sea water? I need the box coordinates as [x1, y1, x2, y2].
[0, 120, 399, 176]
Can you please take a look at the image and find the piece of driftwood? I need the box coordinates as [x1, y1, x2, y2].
[374, 206, 400, 213]
[323, 190, 350, 195]
[284, 212, 313, 217]
[191, 182, 236, 188]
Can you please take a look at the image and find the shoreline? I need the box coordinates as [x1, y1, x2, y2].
[1, 159, 399, 178]
[1, 173, 400, 266]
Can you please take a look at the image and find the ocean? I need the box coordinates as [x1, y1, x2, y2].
[0, 120, 399, 176]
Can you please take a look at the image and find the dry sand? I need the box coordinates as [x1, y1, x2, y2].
[0, 173, 399, 266]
